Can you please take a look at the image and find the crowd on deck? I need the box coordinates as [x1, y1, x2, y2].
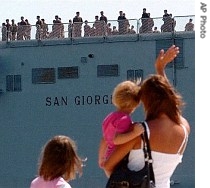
[1, 9, 194, 41]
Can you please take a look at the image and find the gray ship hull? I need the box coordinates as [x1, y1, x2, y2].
[0, 32, 195, 188]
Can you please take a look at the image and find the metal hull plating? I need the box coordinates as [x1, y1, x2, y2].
[0, 32, 195, 188]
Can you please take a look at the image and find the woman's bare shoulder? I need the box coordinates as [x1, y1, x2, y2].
[146, 117, 190, 153]
[180, 116, 190, 134]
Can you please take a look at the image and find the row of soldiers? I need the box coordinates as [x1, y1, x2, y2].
[1, 17, 31, 41]
[1, 11, 194, 41]
[1, 11, 132, 41]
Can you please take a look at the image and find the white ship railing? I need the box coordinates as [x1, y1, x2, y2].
[0, 15, 195, 42]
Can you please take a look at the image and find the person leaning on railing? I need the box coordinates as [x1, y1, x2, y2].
[185, 18, 194, 31]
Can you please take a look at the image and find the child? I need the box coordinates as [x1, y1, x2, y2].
[98, 80, 144, 171]
[30, 135, 83, 188]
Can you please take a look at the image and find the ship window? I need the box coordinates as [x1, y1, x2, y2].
[32, 68, 55, 84]
[14, 75, 22, 91]
[6, 75, 22, 92]
[58, 67, 79, 79]
[127, 69, 143, 81]
[156, 39, 184, 68]
[173, 39, 184, 68]
[97, 64, 119, 77]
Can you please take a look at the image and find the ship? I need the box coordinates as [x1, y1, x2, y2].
[0, 15, 195, 188]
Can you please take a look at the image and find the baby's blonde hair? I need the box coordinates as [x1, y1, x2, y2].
[112, 80, 141, 111]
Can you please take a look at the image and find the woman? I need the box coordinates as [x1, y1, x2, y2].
[102, 45, 190, 188]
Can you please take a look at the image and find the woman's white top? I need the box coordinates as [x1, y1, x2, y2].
[127, 122, 188, 188]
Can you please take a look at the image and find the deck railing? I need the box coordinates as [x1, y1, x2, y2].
[0, 15, 195, 42]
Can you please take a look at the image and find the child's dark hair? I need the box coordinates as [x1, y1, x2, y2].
[38, 135, 83, 181]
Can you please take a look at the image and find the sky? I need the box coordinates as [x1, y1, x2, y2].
[0, 0, 195, 25]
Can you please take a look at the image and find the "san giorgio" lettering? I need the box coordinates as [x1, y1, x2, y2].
[45, 95, 112, 106]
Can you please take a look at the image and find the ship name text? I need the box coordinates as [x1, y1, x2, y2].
[45, 95, 112, 106]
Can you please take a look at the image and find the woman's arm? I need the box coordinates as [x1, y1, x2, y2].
[155, 45, 180, 77]
[103, 136, 140, 177]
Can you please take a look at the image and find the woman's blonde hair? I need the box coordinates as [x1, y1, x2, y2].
[112, 80, 141, 111]
[38, 135, 82, 181]
[139, 75, 185, 124]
